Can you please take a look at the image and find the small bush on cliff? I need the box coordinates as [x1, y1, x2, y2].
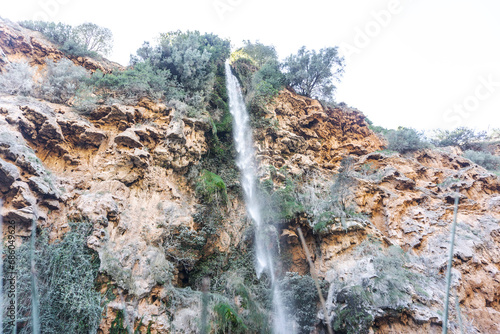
[260, 175, 303, 223]
[431, 127, 487, 151]
[386, 127, 430, 153]
[281, 273, 326, 333]
[196, 170, 228, 205]
[87, 61, 177, 103]
[464, 149, 500, 171]
[331, 240, 431, 333]
[0, 60, 35, 95]
[37, 58, 89, 103]
[6, 223, 102, 334]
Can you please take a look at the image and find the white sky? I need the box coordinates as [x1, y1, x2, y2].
[2, 0, 499, 132]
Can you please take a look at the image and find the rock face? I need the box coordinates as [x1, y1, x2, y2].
[254, 90, 385, 175]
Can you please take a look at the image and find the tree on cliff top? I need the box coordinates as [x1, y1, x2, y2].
[283, 46, 344, 100]
[73, 22, 113, 56]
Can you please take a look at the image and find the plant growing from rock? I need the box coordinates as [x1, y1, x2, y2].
[6, 222, 102, 333]
[0, 60, 35, 96]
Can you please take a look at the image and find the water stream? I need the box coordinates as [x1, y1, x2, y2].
[225, 62, 291, 334]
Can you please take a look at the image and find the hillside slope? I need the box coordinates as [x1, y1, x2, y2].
[0, 17, 499, 333]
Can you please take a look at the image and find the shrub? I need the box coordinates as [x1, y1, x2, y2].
[0, 61, 35, 95]
[331, 241, 431, 333]
[37, 59, 89, 103]
[249, 60, 285, 112]
[213, 302, 248, 334]
[133, 31, 230, 99]
[195, 170, 228, 204]
[5, 223, 103, 333]
[385, 127, 430, 153]
[73, 85, 99, 115]
[432, 127, 487, 151]
[240, 41, 278, 67]
[281, 273, 324, 333]
[88, 61, 178, 103]
[261, 176, 303, 222]
[464, 149, 500, 170]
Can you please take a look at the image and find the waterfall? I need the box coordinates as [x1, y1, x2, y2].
[225, 62, 291, 334]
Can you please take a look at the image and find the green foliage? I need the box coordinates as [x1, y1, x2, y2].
[261, 176, 303, 222]
[133, 31, 230, 100]
[249, 60, 285, 113]
[385, 127, 430, 153]
[73, 22, 113, 56]
[241, 40, 278, 67]
[331, 240, 431, 333]
[299, 158, 362, 233]
[19, 21, 112, 57]
[464, 149, 500, 171]
[4, 223, 103, 334]
[195, 170, 228, 204]
[73, 85, 99, 115]
[87, 61, 177, 103]
[432, 127, 487, 151]
[333, 285, 373, 334]
[283, 46, 344, 100]
[188, 245, 272, 333]
[0, 60, 35, 95]
[38, 58, 89, 103]
[213, 302, 248, 333]
[230, 41, 284, 115]
[281, 273, 325, 333]
[110, 310, 128, 334]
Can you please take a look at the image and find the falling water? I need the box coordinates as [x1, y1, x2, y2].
[225, 62, 291, 334]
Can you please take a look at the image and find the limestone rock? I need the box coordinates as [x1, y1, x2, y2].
[115, 129, 143, 149]
[0, 158, 20, 192]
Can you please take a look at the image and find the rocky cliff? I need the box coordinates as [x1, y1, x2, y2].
[0, 17, 499, 334]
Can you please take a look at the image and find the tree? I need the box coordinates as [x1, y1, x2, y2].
[73, 22, 113, 56]
[241, 40, 278, 67]
[283, 46, 344, 100]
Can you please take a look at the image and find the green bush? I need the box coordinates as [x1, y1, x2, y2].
[73, 85, 99, 115]
[0, 61, 35, 95]
[432, 127, 487, 151]
[464, 149, 500, 170]
[132, 31, 230, 103]
[331, 241, 431, 333]
[281, 273, 324, 333]
[195, 170, 228, 204]
[87, 61, 178, 103]
[385, 127, 430, 153]
[261, 176, 303, 222]
[4, 223, 103, 334]
[38, 58, 89, 103]
[213, 302, 248, 334]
